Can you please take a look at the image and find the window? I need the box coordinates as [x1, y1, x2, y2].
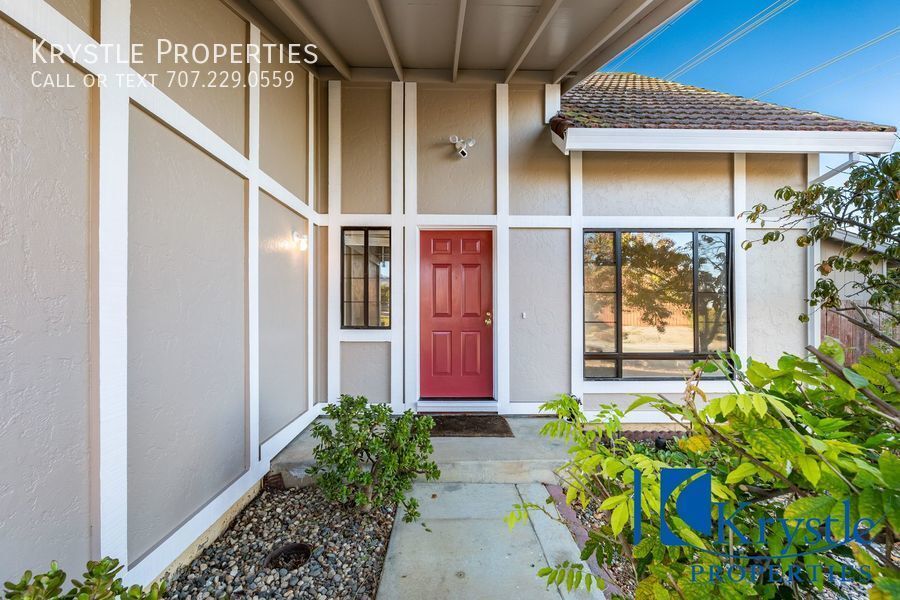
[584, 230, 732, 379]
[342, 228, 391, 328]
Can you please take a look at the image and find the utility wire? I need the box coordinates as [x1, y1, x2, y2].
[754, 26, 900, 98]
[665, 0, 800, 79]
[792, 53, 900, 102]
[606, 0, 703, 71]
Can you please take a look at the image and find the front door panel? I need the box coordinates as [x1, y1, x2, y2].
[420, 230, 493, 398]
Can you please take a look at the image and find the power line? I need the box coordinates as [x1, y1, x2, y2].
[753, 26, 900, 98]
[666, 0, 800, 80]
[792, 53, 900, 102]
[606, 0, 703, 71]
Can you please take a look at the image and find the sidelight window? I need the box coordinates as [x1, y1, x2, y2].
[583, 230, 732, 379]
[342, 228, 391, 329]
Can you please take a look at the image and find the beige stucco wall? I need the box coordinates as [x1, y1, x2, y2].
[340, 342, 390, 404]
[746, 153, 807, 215]
[342, 83, 391, 214]
[127, 106, 247, 562]
[131, 0, 247, 152]
[509, 230, 570, 402]
[583, 152, 733, 216]
[0, 22, 92, 579]
[259, 192, 308, 442]
[509, 86, 569, 215]
[46, 0, 93, 35]
[418, 84, 496, 214]
[315, 78, 329, 214]
[259, 36, 308, 201]
[746, 228, 809, 364]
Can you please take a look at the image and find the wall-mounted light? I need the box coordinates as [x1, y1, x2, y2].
[292, 230, 308, 251]
[449, 135, 476, 159]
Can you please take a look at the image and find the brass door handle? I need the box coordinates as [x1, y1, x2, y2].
[484, 312, 492, 326]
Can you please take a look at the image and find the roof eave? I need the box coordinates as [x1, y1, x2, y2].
[554, 127, 897, 154]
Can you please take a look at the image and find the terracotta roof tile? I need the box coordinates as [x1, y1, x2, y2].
[552, 72, 896, 135]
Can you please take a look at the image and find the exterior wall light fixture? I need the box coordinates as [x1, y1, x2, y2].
[449, 135, 476, 158]
[292, 230, 308, 251]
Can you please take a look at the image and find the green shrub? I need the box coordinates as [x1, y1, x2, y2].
[307, 394, 440, 522]
[3, 557, 165, 599]
[508, 341, 900, 599]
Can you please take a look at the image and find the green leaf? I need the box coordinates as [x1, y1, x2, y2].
[858, 487, 884, 535]
[725, 462, 757, 485]
[751, 394, 767, 417]
[879, 452, 900, 490]
[841, 367, 869, 389]
[784, 496, 836, 521]
[611, 502, 629, 536]
[599, 494, 628, 510]
[796, 455, 821, 486]
[720, 395, 737, 417]
[744, 429, 804, 461]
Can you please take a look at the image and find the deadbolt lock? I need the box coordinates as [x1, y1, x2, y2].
[484, 311, 492, 326]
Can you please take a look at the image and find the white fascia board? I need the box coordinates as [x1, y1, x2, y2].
[559, 128, 897, 154]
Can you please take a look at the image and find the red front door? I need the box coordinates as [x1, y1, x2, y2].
[420, 230, 493, 398]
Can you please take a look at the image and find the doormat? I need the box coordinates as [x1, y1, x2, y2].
[429, 415, 514, 437]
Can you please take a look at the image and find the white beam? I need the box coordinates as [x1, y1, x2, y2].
[504, 0, 564, 83]
[563, 0, 694, 91]
[544, 83, 560, 123]
[452, 0, 468, 82]
[272, 0, 352, 80]
[365, 0, 404, 81]
[551, 0, 656, 84]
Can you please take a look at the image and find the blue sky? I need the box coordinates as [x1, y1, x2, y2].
[605, 0, 900, 159]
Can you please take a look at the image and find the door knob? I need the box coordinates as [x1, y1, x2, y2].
[484, 312, 492, 326]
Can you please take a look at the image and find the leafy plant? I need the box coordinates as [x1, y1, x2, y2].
[307, 394, 440, 522]
[509, 341, 900, 599]
[742, 151, 898, 344]
[3, 557, 165, 599]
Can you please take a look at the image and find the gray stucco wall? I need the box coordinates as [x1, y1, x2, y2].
[0, 22, 93, 579]
[509, 86, 569, 215]
[259, 192, 308, 442]
[127, 106, 247, 562]
[259, 36, 308, 202]
[746, 228, 809, 364]
[342, 83, 391, 214]
[131, 0, 247, 152]
[340, 342, 390, 404]
[315, 226, 329, 404]
[46, 0, 93, 34]
[509, 229, 570, 402]
[417, 84, 496, 214]
[746, 153, 807, 215]
[583, 152, 733, 216]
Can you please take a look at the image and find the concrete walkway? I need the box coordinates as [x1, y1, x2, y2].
[376, 482, 593, 600]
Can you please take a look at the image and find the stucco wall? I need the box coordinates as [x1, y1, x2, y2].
[509, 86, 568, 215]
[127, 106, 247, 562]
[417, 84, 496, 214]
[131, 0, 247, 152]
[509, 229, 570, 402]
[342, 83, 391, 214]
[259, 192, 308, 442]
[259, 36, 308, 201]
[746, 228, 809, 364]
[340, 342, 390, 404]
[316, 78, 329, 214]
[582, 152, 733, 216]
[0, 22, 92, 579]
[315, 226, 328, 404]
[46, 0, 93, 35]
[746, 154, 807, 216]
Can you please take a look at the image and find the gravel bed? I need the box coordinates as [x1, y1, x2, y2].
[572, 501, 637, 598]
[166, 487, 396, 599]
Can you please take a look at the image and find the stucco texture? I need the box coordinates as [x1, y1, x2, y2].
[0, 22, 92, 580]
[583, 152, 733, 216]
[127, 106, 247, 562]
[340, 342, 390, 404]
[746, 154, 807, 217]
[417, 84, 496, 215]
[259, 192, 308, 443]
[46, 0, 93, 35]
[342, 83, 391, 214]
[315, 225, 328, 404]
[746, 228, 809, 364]
[509, 86, 568, 215]
[131, 0, 247, 152]
[259, 35, 308, 202]
[509, 229, 570, 402]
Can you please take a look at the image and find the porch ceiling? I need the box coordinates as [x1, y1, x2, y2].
[246, 0, 694, 87]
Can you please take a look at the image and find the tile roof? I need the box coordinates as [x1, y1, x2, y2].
[551, 72, 896, 136]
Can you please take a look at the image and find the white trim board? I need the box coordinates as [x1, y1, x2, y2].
[555, 128, 897, 154]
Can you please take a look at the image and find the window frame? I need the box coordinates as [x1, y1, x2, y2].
[583, 229, 734, 380]
[340, 226, 391, 330]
